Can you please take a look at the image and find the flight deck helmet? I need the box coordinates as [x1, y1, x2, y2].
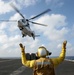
[36, 46, 52, 57]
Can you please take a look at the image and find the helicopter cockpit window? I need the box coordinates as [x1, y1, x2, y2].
[22, 19, 25, 22]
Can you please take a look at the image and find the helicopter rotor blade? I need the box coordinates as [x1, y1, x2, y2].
[29, 9, 51, 20]
[29, 21, 47, 26]
[10, 3, 25, 19]
[0, 20, 17, 22]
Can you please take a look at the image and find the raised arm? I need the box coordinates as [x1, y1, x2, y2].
[19, 43, 35, 68]
[51, 40, 67, 67]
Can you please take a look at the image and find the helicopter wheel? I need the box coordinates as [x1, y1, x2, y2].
[20, 27, 24, 30]
[22, 34, 27, 37]
[31, 33, 35, 40]
[22, 34, 24, 37]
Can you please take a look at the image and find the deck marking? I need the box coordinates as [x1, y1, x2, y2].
[10, 66, 26, 75]
[65, 59, 74, 62]
[0, 59, 14, 62]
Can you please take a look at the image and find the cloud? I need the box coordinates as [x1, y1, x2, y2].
[0, 34, 8, 44]
[0, 0, 12, 14]
[0, 34, 41, 57]
[33, 14, 68, 41]
[10, 13, 22, 20]
[0, 35, 22, 57]
[0, 22, 7, 30]
[45, 0, 64, 7]
[0, 12, 42, 57]
[0, 9, 74, 57]
[66, 42, 74, 56]
[28, 13, 73, 56]
[0, 0, 39, 15]
[0, 0, 22, 15]
[0, 12, 22, 57]
[12, 0, 38, 7]
[56, 41, 74, 56]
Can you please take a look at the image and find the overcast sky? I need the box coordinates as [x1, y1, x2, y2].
[0, 0, 74, 58]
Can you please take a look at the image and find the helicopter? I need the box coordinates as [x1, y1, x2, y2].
[0, 4, 51, 40]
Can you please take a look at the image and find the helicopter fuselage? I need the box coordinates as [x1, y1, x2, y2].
[18, 19, 35, 39]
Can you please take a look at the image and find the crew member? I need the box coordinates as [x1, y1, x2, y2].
[19, 40, 67, 75]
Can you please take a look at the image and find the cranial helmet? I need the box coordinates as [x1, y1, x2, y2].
[36, 46, 52, 57]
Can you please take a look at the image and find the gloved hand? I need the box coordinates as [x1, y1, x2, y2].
[63, 40, 67, 48]
[19, 43, 25, 51]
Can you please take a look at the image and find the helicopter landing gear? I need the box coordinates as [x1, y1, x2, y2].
[22, 33, 26, 37]
[22, 34, 27, 37]
[22, 34, 24, 37]
[31, 33, 35, 40]
[20, 27, 24, 30]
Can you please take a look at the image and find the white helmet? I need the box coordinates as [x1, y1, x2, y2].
[36, 46, 52, 57]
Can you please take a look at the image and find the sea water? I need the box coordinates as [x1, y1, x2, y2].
[65, 56, 74, 60]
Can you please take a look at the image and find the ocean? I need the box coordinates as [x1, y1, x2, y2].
[50, 56, 74, 60]
[65, 56, 74, 60]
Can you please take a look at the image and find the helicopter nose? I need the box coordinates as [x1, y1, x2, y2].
[18, 20, 21, 25]
[18, 20, 21, 24]
[18, 20, 20, 22]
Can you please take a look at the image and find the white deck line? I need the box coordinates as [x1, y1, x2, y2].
[0, 59, 14, 62]
[10, 66, 26, 75]
[65, 59, 74, 62]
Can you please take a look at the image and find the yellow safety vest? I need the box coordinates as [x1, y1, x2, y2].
[33, 58, 55, 75]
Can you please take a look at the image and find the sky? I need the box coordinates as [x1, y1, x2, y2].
[0, 0, 74, 58]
